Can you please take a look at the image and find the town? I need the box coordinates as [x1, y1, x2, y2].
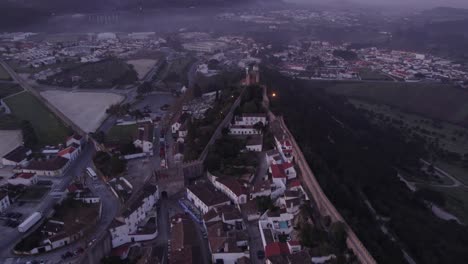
[0, 6, 467, 264]
[0, 28, 371, 263]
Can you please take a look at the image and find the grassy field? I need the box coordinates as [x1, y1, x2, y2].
[323, 81, 468, 128]
[0, 83, 22, 99]
[17, 187, 50, 201]
[42, 58, 138, 88]
[350, 99, 468, 156]
[428, 186, 468, 224]
[436, 161, 468, 186]
[0, 64, 12, 80]
[4, 92, 69, 146]
[107, 124, 137, 143]
[358, 68, 393, 81]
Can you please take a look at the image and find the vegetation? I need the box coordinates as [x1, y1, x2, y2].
[0, 64, 12, 81]
[40, 58, 138, 88]
[183, 85, 240, 161]
[204, 134, 257, 176]
[332, 49, 358, 61]
[20, 120, 38, 149]
[256, 196, 274, 213]
[322, 80, 468, 128]
[106, 124, 137, 143]
[4, 92, 69, 146]
[93, 151, 127, 178]
[0, 83, 22, 99]
[264, 67, 468, 264]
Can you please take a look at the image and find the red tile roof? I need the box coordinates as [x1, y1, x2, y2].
[271, 162, 295, 178]
[58, 147, 76, 157]
[16, 173, 36, 179]
[265, 242, 290, 257]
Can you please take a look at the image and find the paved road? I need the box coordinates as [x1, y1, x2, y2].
[0, 61, 123, 264]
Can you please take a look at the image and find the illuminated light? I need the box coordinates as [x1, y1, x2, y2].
[272, 92, 277, 97]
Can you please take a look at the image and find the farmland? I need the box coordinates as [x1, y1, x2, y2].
[41, 90, 123, 133]
[4, 92, 69, 146]
[41, 58, 138, 88]
[0, 64, 12, 81]
[0, 83, 23, 99]
[322, 81, 468, 128]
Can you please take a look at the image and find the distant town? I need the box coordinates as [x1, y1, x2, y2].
[0, 4, 468, 264]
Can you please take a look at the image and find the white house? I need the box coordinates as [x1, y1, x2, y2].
[210, 175, 248, 205]
[173, 142, 184, 164]
[21, 156, 70, 176]
[109, 184, 159, 248]
[171, 113, 190, 134]
[133, 122, 154, 154]
[186, 183, 231, 214]
[234, 113, 267, 126]
[207, 221, 250, 264]
[0, 191, 11, 212]
[7, 173, 38, 186]
[245, 135, 263, 152]
[229, 125, 262, 136]
[259, 209, 295, 237]
[66, 134, 85, 147]
[269, 162, 297, 187]
[57, 146, 80, 161]
[2, 146, 31, 166]
[250, 180, 272, 200]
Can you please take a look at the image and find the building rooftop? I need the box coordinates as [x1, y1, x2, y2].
[2, 146, 30, 163]
[187, 183, 230, 207]
[216, 177, 247, 197]
[25, 156, 69, 171]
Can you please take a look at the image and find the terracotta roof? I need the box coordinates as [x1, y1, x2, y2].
[270, 162, 294, 179]
[217, 177, 247, 197]
[26, 156, 69, 171]
[187, 183, 230, 207]
[265, 242, 290, 257]
[288, 180, 301, 188]
[58, 146, 76, 157]
[14, 173, 35, 179]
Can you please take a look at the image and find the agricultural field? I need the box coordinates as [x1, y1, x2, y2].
[323, 81, 468, 127]
[41, 90, 124, 133]
[350, 99, 468, 156]
[4, 92, 69, 146]
[41, 58, 138, 88]
[0, 130, 22, 158]
[0, 64, 12, 80]
[106, 124, 137, 143]
[427, 186, 468, 224]
[0, 83, 23, 99]
[435, 161, 468, 186]
[127, 59, 157, 80]
[358, 68, 393, 81]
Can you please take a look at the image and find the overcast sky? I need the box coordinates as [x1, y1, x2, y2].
[284, 0, 468, 9]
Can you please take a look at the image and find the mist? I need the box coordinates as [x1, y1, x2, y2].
[285, 0, 468, 9]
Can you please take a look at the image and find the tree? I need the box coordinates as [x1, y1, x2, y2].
[194, 83, 202, 98]
[253, 122, 264, 133]
[20, 120, 38, 148]
[137, 81, 152, 95]
[256, 196, 274, 213]
[330, 221, 347, 252]
[109, 155, 127, 177]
